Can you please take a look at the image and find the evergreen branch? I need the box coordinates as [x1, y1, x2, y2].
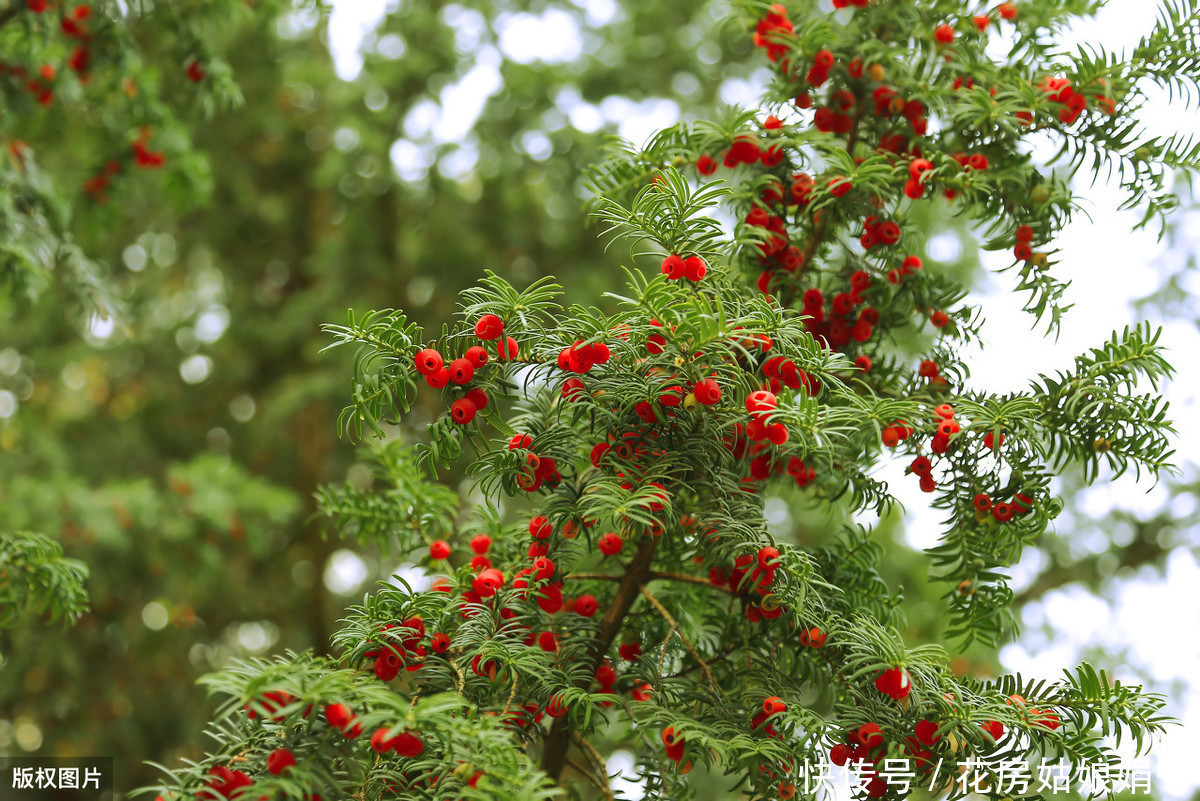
[0, 531, 89, 630]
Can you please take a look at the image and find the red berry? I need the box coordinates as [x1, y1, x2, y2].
[830, 743, 849, 766]
[800, 627, 826, 647]
[448, 358, 475, 385]
[573, 594, 598, 617]
[475, 314, 504, 340]
[694, 378, 722, 406]
[595, 663, 617, 686]
[915, 719, 941, 745]
[429, 540, 451, 560]
[530, 515, 553, 540]
[473, 568, 504, 598]
[465, 386, 489, 410]
[450, 397, 477, 424]
[393, 731, 424, 758]
[683, 256, 707, 281]
[858, 722, 883, 747]
[465, 345, 489, 368]
[697, 154, 718, 175]
[992, 502, 1015, 522]
[325, 703, 352, 730]
[547, 694, 569, 718]
[973, 493, 992, 512]
[935, 24, 956, 44]
[745, 390, 777, 416]
[414, 348, 443, 375]
[763, 696, 787, 716]
[470, 534, 492, 555]
[999, 3, 1017, 20]
[661, 254, 686, 280]
[757, 546, 780, 569]
[874, 667, 912, 700]
[537, 631, 559, 652]
[598, 532, 623, 556]
[370, 728, 397, 753]
[497, 336, 519, 361]
[619, 642, 641, 661]
[533, 556, 555, 581]
[430, 633, 450, 653]
[426, 366, 451, 389]
[266, 748, 295, 776]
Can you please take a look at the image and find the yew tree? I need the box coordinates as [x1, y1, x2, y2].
[142, 1, 1197, 800]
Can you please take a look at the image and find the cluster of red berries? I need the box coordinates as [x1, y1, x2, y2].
[324, 702, 364, 739]
[363, 617, 428, 681]
[1012, 222, 1047, 263]
[0, 61, 58, 106]
[707, 545, 784, 621]
[660, 253, 708, 282]
[132, 128, 166, 169]
[885, 255, 923, 285]
[750, 696, 789, 740]
[506, 433, 562, 492]
[9, 5, 94, 103]
[828, 716, 941, 799]
[880, 421, 913, 448]
[973, 491, 1033, 524]
[201, 765, 253, 800]
[412, 313, 521, 426]
[745, 200, 792, 259]
[369, 727, 424, 757]
[859, 216, 901, 251]
[797, 280, 879, 353]
[751, 4, 793, 65]
[81, 160, 122, 203]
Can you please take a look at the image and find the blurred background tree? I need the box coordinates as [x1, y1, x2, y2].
[0, 0, 774, 791]
[1, 0, 1196, 797]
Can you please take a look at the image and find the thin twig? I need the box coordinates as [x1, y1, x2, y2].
[651, 570, 738, 595]
[565, 758, 609, 797]
[500, 669, 520, 718]
[639, 586, 719, 695]
[575, 734, 616, 801]
[658, 622, 677, 675]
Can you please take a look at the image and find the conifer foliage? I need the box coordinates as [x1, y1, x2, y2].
[144, 1, 1194, 800]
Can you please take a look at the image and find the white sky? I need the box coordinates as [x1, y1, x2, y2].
[324, 0, 1200, 797]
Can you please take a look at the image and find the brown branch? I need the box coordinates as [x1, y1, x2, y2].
[640, 586, 719, 695]
[541, 536, 660, 781]
[575, 733, 616, 801]
[651, 570, 739, 595]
